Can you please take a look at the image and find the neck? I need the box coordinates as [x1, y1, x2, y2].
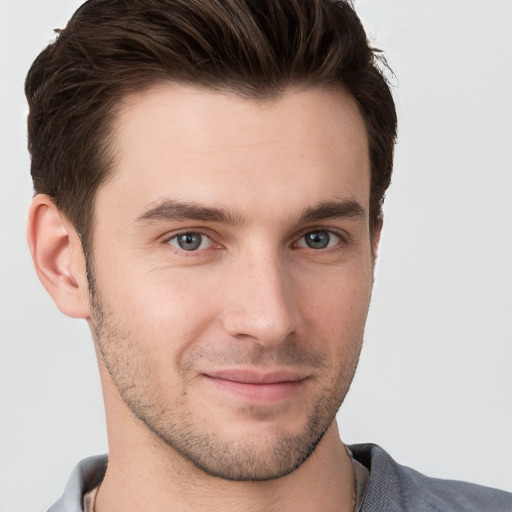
[94, 362, 356, 512]
[95, 422, 355, 512]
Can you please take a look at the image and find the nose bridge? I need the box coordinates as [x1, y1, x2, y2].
[222, 247, 299, 346]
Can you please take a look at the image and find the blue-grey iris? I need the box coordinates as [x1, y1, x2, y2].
[177, 233, 203, 251]
[304, 231, 330, 249]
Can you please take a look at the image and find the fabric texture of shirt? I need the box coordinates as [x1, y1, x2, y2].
[352, 455, 370, 511]
[47, 443, 512, 512]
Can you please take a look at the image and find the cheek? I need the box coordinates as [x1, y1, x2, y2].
[96, 262, 223, 359]
[299, 260, 373, 321]
[297, 261, 373, 362]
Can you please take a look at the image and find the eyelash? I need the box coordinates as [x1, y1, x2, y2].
[293, 230, 343, 250]
[164, 229, 346, 255]
[165, 230, 218, 255]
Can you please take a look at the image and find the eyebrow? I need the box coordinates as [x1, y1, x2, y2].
[135, 199, 244, 225]
[299, 199, 367, 223]
[135, 198, 366, 226]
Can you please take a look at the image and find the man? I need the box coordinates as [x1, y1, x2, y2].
[23, 0, 512, 511]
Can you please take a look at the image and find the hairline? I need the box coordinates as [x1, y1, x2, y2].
[81, 79, 379, 255]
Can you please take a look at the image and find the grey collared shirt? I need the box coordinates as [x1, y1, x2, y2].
[47, 444, 512, 512]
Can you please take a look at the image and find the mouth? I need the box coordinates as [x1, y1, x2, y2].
[203, 369, 308, 402]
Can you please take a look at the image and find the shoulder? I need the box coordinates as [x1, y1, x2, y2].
[47, 455, 107, 512]
[350, 443, 512, 512]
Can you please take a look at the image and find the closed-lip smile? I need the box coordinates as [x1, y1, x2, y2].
[203, 369, 308, 402]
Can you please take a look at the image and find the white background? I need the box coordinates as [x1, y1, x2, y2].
[1, 1, 511, 510]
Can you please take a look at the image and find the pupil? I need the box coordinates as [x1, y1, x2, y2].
[306, 231, 329, 249]
[177, 233, 202, 251]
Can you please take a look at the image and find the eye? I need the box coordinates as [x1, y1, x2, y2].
[167, 232, 213, 252]
[296, 230, 342, 250]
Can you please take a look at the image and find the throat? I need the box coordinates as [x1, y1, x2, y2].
[94, 422, 356, 512]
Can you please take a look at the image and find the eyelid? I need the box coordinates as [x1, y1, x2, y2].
[293, 228, 347, 249]
[163, 229, 221, 254]
[160, 226, 349, 253]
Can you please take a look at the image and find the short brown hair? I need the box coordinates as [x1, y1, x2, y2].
[25, 0, 397, 249]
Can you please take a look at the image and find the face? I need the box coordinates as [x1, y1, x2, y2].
[88, 84, 376, 480]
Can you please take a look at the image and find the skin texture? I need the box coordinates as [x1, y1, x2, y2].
[28, 84, 379, 512]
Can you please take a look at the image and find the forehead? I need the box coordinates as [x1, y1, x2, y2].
[97, 83, 370, 224]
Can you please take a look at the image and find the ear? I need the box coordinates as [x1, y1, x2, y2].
[371, 216, 383, 261]
[27, 194, 90, 319]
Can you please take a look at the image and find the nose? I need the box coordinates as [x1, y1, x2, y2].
[221, 252, 300, 348]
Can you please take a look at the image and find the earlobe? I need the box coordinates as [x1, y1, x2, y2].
[27, 194, 90, 319]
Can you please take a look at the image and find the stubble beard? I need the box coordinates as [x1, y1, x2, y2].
[88, 274, 363, 482]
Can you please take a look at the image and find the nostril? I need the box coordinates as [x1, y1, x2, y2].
[222, 306, 298, 348]
[221, 258, 300, 346]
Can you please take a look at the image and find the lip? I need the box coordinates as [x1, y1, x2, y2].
[203, 369, 308, 402]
